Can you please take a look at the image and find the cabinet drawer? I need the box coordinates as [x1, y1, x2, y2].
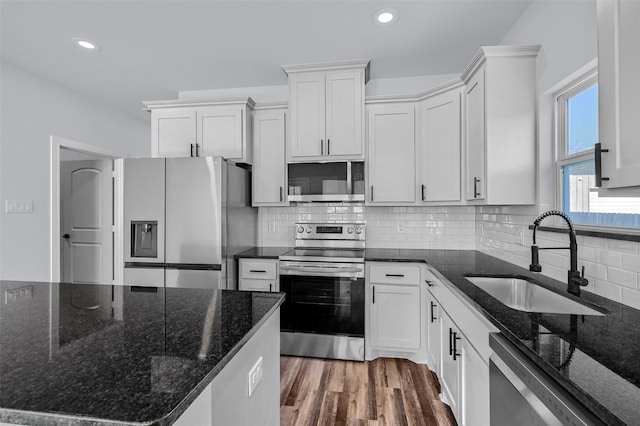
[239, 278, 278, 292]
[240, 259, 277, 280]
[368, 263, 421, 284]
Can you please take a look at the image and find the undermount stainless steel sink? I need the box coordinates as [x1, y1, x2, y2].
[465, 276, 605, 316]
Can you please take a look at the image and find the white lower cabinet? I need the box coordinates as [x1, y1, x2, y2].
[425, 289, 442, 376]
[440, 311, 462, 421]
[238, 259, 279, 292]
[365, 262, 427, 362]
[423, 265, 497, 426]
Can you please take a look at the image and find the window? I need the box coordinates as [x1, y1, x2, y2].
[556, 73, 640, 229]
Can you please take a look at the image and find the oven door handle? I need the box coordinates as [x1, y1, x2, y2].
[280, 265, 363, 277]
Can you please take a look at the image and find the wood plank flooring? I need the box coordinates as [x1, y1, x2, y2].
[280, 356, 457, 426]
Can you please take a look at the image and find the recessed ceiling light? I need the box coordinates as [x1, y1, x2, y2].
[72, 37, 101, 52]
[374, 8, 398, 25]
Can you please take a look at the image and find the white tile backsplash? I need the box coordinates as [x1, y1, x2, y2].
[476, 205, 640, 310]
[258, 203, 475, 250]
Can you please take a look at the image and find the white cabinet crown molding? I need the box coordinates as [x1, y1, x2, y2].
[282, 59, 371, 81]
[365, 77, 465, 105]
[143, 96, 256, 111]
[460, 44, 541, 83]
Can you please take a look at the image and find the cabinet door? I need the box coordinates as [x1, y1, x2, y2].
[288, 73, 325, 160]
[198, 106, 244, 160]
[425, 290, 442, 375]
[239, 278, 277, 292]
[369, 284, 421, 349]
[440, 312, 462, 423]
[152, 108, 196, 158]
[367, 104, 417, 204]
[421, 89, 462, 202]
[253, 110, 287, 205]
[326, 71, 364, 158]
[465, 68, 486, 201]
[461, 340, 489, 426]
[598, 0, 640, 188]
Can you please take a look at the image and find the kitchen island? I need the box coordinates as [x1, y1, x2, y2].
[0, 281, 283, 425]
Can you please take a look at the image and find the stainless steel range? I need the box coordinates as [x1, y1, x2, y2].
[279, 223, 365, 361]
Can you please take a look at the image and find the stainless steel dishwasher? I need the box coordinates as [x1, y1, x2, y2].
[489, 333, 605, 426]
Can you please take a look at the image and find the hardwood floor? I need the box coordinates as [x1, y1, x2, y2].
[280, 356, 457, 426]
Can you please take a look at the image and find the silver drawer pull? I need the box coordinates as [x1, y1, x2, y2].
[249, 269, 267, 273]
[385, 273, 405, 277]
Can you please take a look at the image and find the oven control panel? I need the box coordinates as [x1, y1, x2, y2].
[294, 223, 365, 241]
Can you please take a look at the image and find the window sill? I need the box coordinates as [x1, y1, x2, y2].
[527, 225, 640, 242]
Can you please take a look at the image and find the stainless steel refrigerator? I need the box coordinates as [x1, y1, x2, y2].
[123, 157, 257, 290]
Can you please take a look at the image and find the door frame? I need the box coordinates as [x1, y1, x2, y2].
[50, 136, 126, 284]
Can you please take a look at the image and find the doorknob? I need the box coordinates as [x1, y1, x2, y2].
[62, 233, 70, 239]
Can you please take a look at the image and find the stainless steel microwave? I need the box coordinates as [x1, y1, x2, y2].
[287, 161, 365, 202]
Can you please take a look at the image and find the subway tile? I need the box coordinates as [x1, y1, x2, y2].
[607, 266, 638, 289]
[622, 287, 640, 310]
[607, 239, 638, 254]
[622, 253, 640, 273]
[595, 249, 623, 268]
[593, 279, 623, 303]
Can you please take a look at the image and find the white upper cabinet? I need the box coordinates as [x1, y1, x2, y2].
[144, 98, 254, 164]
[461, 45, 540, 204]
[283, 60, 369, 162]
[597, 0, 640, 189]
[419, 86, 463, 203]
[252, 106, 288, 206]
[366, 102, 417, 204]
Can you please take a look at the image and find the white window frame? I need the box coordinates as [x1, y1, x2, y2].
[554, 71, 598, 221]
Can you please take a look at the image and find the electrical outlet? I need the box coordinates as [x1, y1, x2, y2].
[515, 227, 525, 246]
[248, 356, 263, 397]
[268, 221, 276, 233]
[397, 223, 405, 233]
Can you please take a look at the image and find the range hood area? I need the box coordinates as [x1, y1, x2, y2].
[287, 161, 365, 202]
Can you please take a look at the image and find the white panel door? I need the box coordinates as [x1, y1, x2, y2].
[367, 104, 416, 204]
[60, 160, 113, 285]
[253, 109, 287, 205]
[369, 284, 421, 350]
[288, 73, 325, 159]
[421, 89, 462, 202]
[465, 68, 486, 200]
[598, 0, 640, 188]
[152, 108, 196, 157]
[199, 106, 243, 159]
[326, 71, 363, 158]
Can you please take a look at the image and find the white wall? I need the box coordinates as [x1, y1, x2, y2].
[0, 60, 150, 281]
[477, 0, 640, 309]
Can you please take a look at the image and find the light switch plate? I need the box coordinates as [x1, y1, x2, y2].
[248, 356, 263, 397]
[5, 200, 33, 213]
[397, 223, 405, 233]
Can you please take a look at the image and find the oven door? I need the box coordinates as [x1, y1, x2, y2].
[279, 262, 364, 338]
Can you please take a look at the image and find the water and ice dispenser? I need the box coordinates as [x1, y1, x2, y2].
[131, 221, 158, 258]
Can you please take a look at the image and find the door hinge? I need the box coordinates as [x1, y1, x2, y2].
[112, 225, 116, 232]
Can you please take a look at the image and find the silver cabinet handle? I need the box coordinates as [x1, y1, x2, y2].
[327, 139, 330, 155]
[425, 280, 434, 287]
[372, 285, 375, 304]
[371, 185, 374, 202]
[321, 139, 324, 155]
[249, 269, 266, 273]
[421, 184, 426, 201]
[196, 144, 200, 157]
[190, 144, 195, 157]
[473, 177, 481, 198]
[280, 186, 283, 202]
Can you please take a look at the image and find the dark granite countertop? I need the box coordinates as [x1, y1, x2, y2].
[234, 247, 293, 259]
[0, 281, 284, 426]
[366, 248, 640, 426]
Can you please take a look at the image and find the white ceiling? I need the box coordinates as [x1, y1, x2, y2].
[1, 0, 533, 120]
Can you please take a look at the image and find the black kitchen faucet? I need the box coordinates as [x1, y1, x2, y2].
[529, 210, 589, 296]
